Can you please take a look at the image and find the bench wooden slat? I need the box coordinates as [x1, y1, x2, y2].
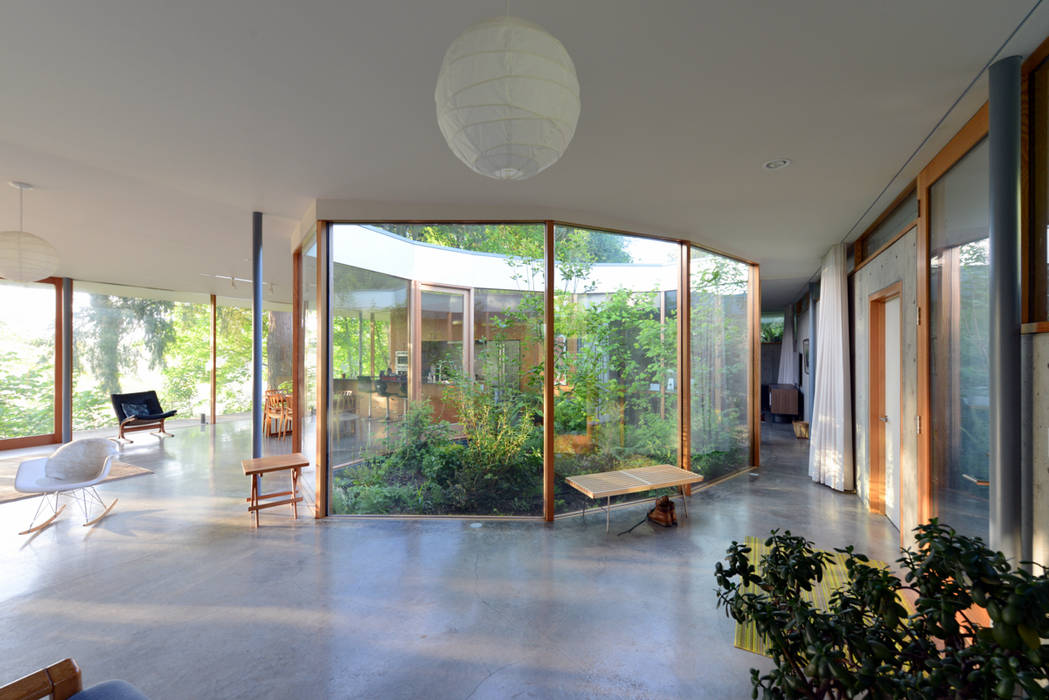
[565, 464, 704, 499]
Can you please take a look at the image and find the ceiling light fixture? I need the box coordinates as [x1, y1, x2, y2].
[435, 14, 581, 181]
[0, 182, 58, 282]
[763, 159, 792, 171]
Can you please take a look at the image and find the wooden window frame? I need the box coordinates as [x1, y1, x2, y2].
[852, 183, 919, 274]
[1022, 35, 1049, 324]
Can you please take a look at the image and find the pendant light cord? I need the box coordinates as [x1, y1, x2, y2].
[19, 186, 23, 232]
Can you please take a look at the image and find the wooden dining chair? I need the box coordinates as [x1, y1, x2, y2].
[264, 391, 285, 438]
[278, 393, 294, 439]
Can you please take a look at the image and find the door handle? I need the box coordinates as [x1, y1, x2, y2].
[879, 416, 889, 422]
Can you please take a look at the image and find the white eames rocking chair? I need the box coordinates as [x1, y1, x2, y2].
[14, 438, 119, 535]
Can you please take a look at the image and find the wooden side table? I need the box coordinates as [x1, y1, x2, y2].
[242, 453, 309, 527]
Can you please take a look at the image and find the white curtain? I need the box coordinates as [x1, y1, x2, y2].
[808, 244, 854, 491]
[777, 305, 797, 385]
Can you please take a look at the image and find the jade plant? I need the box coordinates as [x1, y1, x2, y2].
[715, 521, 1049, 699]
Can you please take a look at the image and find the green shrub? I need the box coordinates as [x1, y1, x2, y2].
[715, 521, 1049, 699]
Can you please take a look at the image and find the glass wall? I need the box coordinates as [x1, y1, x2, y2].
[552, 226, 680, 512]
[929, 138, 990, 541]
[862, 192, 918, 260]
[690, 247, 752, 480]
[318, 221, 755, 518]
[329, 223, 545, 516]
[212, 298, 294, 416]
[0, 279, 57, 441]
[72, 283, 211, 430]
[302, 235, 318, 435]
[330, 262, 410, 468]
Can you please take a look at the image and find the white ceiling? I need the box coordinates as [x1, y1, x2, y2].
[0, 1, 1046, 309]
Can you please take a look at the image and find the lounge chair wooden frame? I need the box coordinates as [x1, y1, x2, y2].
[0, 658, 83, 700]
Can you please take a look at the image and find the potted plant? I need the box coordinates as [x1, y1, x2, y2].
[715, 521, 1049, 699]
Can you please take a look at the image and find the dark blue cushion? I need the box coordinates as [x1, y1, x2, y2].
[121, 403, 150, 418]
[72, 680, 150, 700]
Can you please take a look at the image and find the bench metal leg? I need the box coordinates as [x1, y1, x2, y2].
[680, 486, 688, 519]
[605, 497, 610, 533]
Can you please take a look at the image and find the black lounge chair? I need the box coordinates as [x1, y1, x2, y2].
[110, 390, 176, 444]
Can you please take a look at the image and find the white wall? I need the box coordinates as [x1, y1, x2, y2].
[851, 229, 918, 547]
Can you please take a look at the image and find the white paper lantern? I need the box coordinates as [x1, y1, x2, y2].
[0, 230, 59, 282]
[435, 16, 581, 181]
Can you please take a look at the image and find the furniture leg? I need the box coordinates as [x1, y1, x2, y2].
[680, 485, 688, 519]
[251, 474, 259, 527]
[291, 467, 299, 519]
[18, 494, 65, 535]
[605, 496, 610, 533]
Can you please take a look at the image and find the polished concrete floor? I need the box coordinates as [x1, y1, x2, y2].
[0, 421, 900, 699]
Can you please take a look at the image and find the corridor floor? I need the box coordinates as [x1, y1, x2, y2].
[0, 421, 899, 699]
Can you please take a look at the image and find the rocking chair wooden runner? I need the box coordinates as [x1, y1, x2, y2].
[110, 391, 177, 445]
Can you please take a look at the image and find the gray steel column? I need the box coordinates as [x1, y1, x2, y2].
[252, 212, 263, 459]
[61, 278, 72, 443]
[1021, 334, 1034, 568]
[988, 56, 1021, 561]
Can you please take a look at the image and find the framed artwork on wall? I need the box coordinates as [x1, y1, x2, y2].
[802, 338, 810, 374]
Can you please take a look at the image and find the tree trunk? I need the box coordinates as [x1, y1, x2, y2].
[266, 311, 293, 390]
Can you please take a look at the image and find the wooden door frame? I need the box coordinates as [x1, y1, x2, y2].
[868, 281, 903, 515]
[417, 282, 474, 381]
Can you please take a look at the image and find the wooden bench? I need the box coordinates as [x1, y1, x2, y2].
[565, 464, 704, 532]
[242, 453, 309, 527]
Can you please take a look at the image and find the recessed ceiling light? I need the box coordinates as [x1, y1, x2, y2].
[763, 159, 792, 171]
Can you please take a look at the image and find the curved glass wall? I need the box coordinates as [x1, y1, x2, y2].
[320, 222, 755, 518]
[690, 248, 752, 479]
[329, 224, 546, 516]
[552, 226, 680, 513]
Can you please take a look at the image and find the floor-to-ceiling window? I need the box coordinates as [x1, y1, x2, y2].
[929, 138, 990, 541]
[328, 223, 546, 516]
[72, 283, 211, 430]
[213, 298, 294, 417]
[302, 235, 318, 434]
[0, 278, 59, 446]
[552, 226, 680, 513]
[690, 247, 753, 480]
